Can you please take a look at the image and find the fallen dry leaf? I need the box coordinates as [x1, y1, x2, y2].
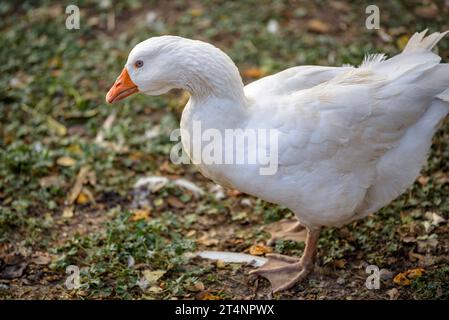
[242, 67, 265, 78]
[62, 206, 74, 218]
[405, 268, 425, 279]
[67, 166, 90, 205]
[47, 116, 67, 136]
[408, 250, 425, 262]
[417, 237, 438, 253]
[0, 262, 27, 279]
[393, 273, 411, 286]
[396, 34, 410, 51]
[387, 288, 399, 300]
[417, 175, 429, 186]
[148, 286, 162, 293]
[128, 151, 145, 161]
[434, 171, 449, 185]
[198, 292, 221, 300]
[0, 253, 27, 279]
[227, 189, 242, 197]
[142, 270, 166, 285]
[186, 230, 196, 237]
[249, 244, 272, 256]
[197, 234, 219, 247]
[67, 143, 83, 155]
[190, 7, 204, 17]
[307, 19, 330, 33]
[334, 259, 347, 269]
[30, 253, 51, 265]
[39, 175, 64, 188]
[188, 281, 205, 292]
[393, 268, 425, 286]
[75, 188, 94, 205]
[56, 156, 76, 167]
[415, 5, 438, 19]
[166, 196, 185, 209]
[424, 211, 446, 226]
[131, 209, 151, 221]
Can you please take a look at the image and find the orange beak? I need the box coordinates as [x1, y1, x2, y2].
[106, 68, 139, 104]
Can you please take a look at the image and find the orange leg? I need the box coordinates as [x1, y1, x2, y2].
[250, 227, 320, 293]
[265, 218, 307, 246]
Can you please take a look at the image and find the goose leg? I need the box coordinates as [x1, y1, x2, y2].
[266, 218, 307, 246]
[250, 227, 320, 293]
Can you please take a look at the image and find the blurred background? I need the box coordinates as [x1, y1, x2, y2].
[1, 0, 449, 299]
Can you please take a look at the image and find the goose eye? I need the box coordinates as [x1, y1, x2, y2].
[134, 60, 144, 68]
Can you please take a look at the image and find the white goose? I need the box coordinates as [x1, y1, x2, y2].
[106, 30, 449, 293]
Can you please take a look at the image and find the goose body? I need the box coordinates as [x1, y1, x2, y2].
[107, 30, 449, 292]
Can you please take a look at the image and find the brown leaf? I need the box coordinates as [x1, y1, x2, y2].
[434, 171, 449, 185]
[166, 196, 185, 209]
[329, 1, 350, 11]
[128, 151, 145, 162]
[190, 8, 204, 17]
[249, 244, 272, 256]
[0, 253, 27, 279]
[307, 19, 330, 33]
[186, 230, 196, 237]
[148, 286, 162, 293]
[227, 189, 242, 197]
[0, 262, 27, 279]
[334, 259, 347, 269]
[242, 67, 265, 79]
[76, 188, 94, 205]
[62, 206, 74, 218]
[39, 175, 64, 188]
[131, 209, 151, 221]
[393, 268, 425, 286]
[393, 273, 411, 286]
[415, 5, 438, 19]
[417, 238, 438, 253]
[196, 233, 219, 247]
[405, 268, 425, 279]
[408, 250, 425, 262]
[56, 156, 76, 167]
[417, 175, 429, 186]
[198, 292, 221, 300]
[67, 166, 90, 205]
[387, 288, 399, 300]
[142, 270, 166, 284]
[188, 281, 205, 292]
[30, 253, 51, 265]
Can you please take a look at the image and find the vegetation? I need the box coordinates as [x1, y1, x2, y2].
[1, 0, 448, 299]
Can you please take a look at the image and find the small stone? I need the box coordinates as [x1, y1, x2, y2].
[240, 198, 252, 207]
[380, 269, 393, 280]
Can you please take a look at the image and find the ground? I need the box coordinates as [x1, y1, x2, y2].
[1, 0, 449, 300]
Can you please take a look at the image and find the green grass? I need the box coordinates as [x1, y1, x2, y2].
[1, 0, 449, 299]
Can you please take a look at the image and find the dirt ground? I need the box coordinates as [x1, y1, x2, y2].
[1, 0, 449, 300]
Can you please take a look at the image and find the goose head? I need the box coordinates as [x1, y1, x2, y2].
[106, 36, 245, 103]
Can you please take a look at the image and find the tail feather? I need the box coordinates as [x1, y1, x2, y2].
[403, 29, 449, 53]
[437, 88, 449, 102]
